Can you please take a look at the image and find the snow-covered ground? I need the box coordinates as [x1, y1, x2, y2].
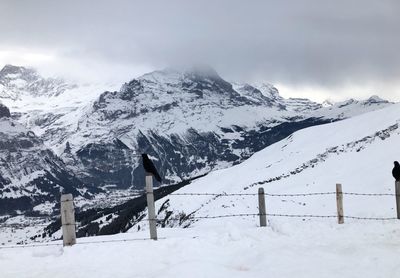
[1, 222, 400, 278]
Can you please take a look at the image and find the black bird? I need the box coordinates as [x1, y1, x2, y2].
[142, 153, 162, 182]
[393, 161, 400, 181]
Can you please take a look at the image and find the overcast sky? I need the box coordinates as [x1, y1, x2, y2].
[1, 0, 399, 102]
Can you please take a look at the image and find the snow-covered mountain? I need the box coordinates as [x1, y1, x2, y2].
[0, 64, 73, 100]
[0, 65, 393, 191]
[0, 103, 99, 215]
[56, 67, 391, 188]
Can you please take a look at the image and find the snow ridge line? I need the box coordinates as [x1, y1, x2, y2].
[246, 123, 399, 189]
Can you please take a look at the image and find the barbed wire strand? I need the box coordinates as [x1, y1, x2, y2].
[74, 237, 166, 245]
[0, 237, 165, 250]
[343, 192, 398, 196]
[167, 192, 398, 197]
[143, 213, 398, 221]
[0, 242, 61, 249]
[57, 191, 398, 203]
[62, 193, 143, 203]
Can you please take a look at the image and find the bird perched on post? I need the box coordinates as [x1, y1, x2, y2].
[393, 161, 400, 181]
[142, 153, 162, 182]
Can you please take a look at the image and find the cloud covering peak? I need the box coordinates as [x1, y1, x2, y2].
[0, 0, 399, 101]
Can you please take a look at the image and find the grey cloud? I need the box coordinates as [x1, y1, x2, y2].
[0, 0, 399, 99]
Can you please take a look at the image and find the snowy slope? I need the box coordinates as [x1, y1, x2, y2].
[139, 103, 400, 229]
[1, 223, 400, 278]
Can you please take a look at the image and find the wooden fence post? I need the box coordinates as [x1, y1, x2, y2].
[336, 183, 344, 224]
[395, 181, 400, 219]
[61, 194, 76, 246]
[258, 187, 267, 227]
[145, 174, 158, 240]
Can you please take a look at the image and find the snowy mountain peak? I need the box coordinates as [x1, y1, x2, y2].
[284, 97, 322, 112]
[0, 64, 39, 87]
[253, 82, 282, 100]
[183, 65, 224, 81]
[364, 95, 389, 104]
[322, 99, 335, 107]
[319, 96, 391, 114]
[233, 82, 326, 112]
[139, 68, 182, 84]
[0, 64, 74, 100]
[0, 64, 36, 77]
[139, 66, 224, 84]
[232, 82, 284, 108]
[138, 66, 235, 100]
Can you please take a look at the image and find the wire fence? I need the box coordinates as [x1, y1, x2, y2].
[167, 191, 398, 197]
[81, 190, 399, 201]
[142, 213, 398, 221]
[0, 190, 397, 230]
[1, 189, 399, 249]
[0, 237, 164, 250]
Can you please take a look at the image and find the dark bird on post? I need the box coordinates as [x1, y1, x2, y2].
[142, 153, 162, 182]
[393, 161, 400, 181]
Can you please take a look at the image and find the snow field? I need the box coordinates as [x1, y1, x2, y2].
[1, 222, 400, 278]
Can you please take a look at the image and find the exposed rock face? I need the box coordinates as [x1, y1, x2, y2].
[0, 117, 98, 214]
[0, 103, 10, 118]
